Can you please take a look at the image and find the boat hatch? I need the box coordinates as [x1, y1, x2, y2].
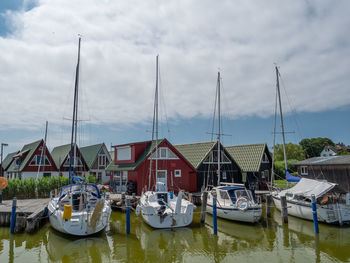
[227, 189, 237, 203]
[157, 193, 168, 205]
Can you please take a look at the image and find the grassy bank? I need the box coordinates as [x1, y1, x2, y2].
[2, 177, 69, 200]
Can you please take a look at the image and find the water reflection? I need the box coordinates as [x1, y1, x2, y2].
[272, 207, 350, 262]
[0, 206, 350, 262]
[45, 230, 112, 262]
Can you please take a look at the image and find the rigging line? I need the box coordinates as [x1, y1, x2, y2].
[210, 77, 218, 142]
[158, 60, 171, 140]
[278, 71, 304, 143]
[271, 82, 278, 184]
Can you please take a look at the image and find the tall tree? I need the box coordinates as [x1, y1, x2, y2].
[299, 137, 335, 158]
[273, 143, 305, 162]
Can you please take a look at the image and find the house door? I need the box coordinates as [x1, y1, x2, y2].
[156, 170, 167, 190]
[114, 171, 128, 193]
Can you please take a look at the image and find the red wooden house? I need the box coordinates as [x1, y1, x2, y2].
[106, 139, 197, 195]
[6, 139, 58, 179]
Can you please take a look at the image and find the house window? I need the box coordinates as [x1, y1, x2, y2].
[203, 150, 231, 164]
[98, 154, 106, 167]
[174, 169, 181, 177]
[30, 155, 51, 166]
[222, 171, 227, 180]
[63, 156, 83, 167]
[117, 146, 131, 161]
[150, 147, 179, 160]
[43, 173, 51, 178]
[301, 166, 308, 175]
[262, 153, 269, 163]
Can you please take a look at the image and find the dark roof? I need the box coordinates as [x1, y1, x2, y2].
[7, 140, 42, 172]
[1, 151, 19, 170]
[225, 143, 269, 172]
[80, 143, 105, 169]
[295, 156, 350, 166]
[51, 144, 72, 168]
[173, 142, 216, 169]
[106, 139, 164, 171]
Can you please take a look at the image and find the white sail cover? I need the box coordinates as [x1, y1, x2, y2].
[278, 178, 336, 199]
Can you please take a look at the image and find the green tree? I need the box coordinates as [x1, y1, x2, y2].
[273, 143, 305, 162]
[274, 159, 299, 179]
[299, 137, 335, 158]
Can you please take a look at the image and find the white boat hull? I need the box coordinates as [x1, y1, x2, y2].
[137, 191, 196, 229]
[48, 198, 111, 236]
[206, 204, 262, 223]
[272, 195, 350, 224]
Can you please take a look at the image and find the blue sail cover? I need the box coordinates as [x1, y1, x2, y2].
[286, 170, 301, 182]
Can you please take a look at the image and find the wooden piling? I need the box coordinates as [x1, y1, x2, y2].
[280, 196, 288, 224]
[213, 194, 217, 235]
[266, 194, 272, 218]
[200, 191, 208, 224]
[311, 194, 319, 233]
[10, 197, 17, 234]
[126, 198, 130, 235]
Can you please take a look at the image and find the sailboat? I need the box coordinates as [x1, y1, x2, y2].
[205, 72, 262, 223]
[48, 37, 111, 236]
[271, 66, 350, 225]
[135, 55, 196, 228]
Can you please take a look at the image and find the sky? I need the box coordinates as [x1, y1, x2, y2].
[0, 0, 350, 155]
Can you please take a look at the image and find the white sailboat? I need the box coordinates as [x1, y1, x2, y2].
[48, 37, 111, 236]
[205, 72, 262, 223]
[136, 55, 196, 228]
[271, 66, 350, 225]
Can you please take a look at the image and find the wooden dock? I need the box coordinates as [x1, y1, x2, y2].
[109, 194, 139, 211]
[0, 198, 50, 233]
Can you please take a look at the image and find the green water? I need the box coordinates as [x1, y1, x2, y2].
[1, 206, 350, 262]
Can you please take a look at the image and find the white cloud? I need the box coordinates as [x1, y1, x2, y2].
[0, 0, 349, 132]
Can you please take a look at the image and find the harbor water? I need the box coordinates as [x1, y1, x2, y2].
[0, 205, 350, 262]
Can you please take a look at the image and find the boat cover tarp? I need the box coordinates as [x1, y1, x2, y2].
[286, 171, 301, 182]
[279, 178, 336, 199]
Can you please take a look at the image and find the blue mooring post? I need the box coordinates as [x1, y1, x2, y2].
[311, 194, 319, 233]
[213, 194, 217, 235]
[126, 198, 130, 235]
[10, 197, 17, 234]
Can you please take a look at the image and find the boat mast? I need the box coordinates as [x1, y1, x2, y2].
[36, 121, 48, 179]
[217, 71, 221, 186]
[275, 66, 288, 187]
[69, 36, 81, 184]
[271, 89, 278, 186]
[148, 55, 159, 190]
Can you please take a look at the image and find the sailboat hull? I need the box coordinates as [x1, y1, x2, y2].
[206, 203, 261, 223]
[137, 191, 196, 229]
[272, 195, 350, 224]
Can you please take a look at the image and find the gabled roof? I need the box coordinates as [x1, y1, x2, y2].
[174, 141, 216, 169]
[51, 144, 72, 168]
[106, 139, 164, 171]
[225, 143, 269, 172]
[1, 151, 19, 171]
[80, 143, 105, 169]
[295, 155, 350, 166]
[7, 140, 42, 172]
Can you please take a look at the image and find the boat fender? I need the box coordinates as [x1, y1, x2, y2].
[236, 198, 248, 211]
[135, 205, 141, 216]
[62, 205, 72, 220]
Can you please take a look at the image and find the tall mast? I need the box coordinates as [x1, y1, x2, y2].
[69, 36, 81, 184]
[36, 121, 48, 179]
[275, 66, 288, 186]
[148, 55, 159, 190]
[271, 88, 278, 186]
[155, 55, 159, 177]
[217, 71, 221, 186]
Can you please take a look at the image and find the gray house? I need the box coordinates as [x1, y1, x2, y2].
[295, 156, 350, 191]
